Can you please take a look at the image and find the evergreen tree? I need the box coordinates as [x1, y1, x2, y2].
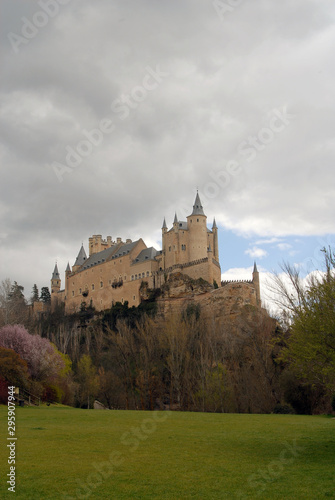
[31, 284, 39, 303]
[40, 287, 51, 304]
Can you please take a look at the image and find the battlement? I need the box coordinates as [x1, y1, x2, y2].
[221, 279, 253, 286]
[88, 234, 133, 256]
[157, 257, 209, 276]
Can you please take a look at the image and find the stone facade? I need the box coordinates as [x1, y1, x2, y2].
[51, 193, 260, 313]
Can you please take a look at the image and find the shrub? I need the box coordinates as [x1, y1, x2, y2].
[331, 393, 335, 412]
[273, 403, 296, 414]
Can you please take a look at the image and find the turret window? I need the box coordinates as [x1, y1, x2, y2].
[92, 284, 95, 290]
[181, 244, 186, 251]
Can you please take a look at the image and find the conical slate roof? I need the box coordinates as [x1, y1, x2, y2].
[191, 191, 205, 216]
[162, 217, 167, 229]
[212, 217, 217, 229]
[66, 262, 71, 272]
[74, 245, 87, 267]
[253, 262, 258, 273]
[52, 263, 60, 280]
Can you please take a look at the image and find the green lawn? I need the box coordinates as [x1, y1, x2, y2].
[0, 406, 334, 499]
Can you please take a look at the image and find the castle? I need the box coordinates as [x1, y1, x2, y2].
[51, 193, 261, 313]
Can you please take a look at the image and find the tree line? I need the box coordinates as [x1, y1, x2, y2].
[0, 248, 334, 414]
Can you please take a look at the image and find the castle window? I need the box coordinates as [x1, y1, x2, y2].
[142, 272, 145, 278]
[133, 296, 135, 300]
[135, 274, 137, 280]
[169, 246, 171, 251]
[146, 271, 149, 277]
[181, 244, 186, 251]
[92, 284, 95, 291]
[131, 275, 134, 281]
[197, 218, 199, 222]
[72, 291, 74, 297]
[100, 282, 103, 288]
[79, 288, 82, 294]
[124, 275, 127, 281]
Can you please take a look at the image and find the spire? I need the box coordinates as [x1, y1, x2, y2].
[52, 263, 60, 280]
[162, 217, 167, 229]
[173, 212, 178, 224]
[74, 244, 87, 267]
[66, 262, 71, 273]
[191, 191, 205, 216]
[212, 217, 217, 229]
[253, 262, 258, 273]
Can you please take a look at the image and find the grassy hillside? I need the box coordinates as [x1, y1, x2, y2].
[0, 406, 334, 499]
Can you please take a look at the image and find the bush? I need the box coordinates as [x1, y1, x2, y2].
[273, 403, 296, 414]
[331, 393, 335, 412]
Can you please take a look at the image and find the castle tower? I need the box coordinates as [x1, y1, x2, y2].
[51, 263, 61, 294]
[161, 218, 167, 269]
[252, 262, 261, 307]
[212, 218, 219, 261]
[186, 191, 208, 262]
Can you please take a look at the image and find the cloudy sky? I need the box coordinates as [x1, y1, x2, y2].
[1, 0, 335, 306]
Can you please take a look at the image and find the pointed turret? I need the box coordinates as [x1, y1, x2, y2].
[52, 263, 60, 280]
[191, 191, 205, 216]
[252, 262, 261, 307]
[212, 217, 219, 259]
[51, 263, 61, 294]
[162, 217, 167, 230]
[74, 244, 87, 267]
[66, 262, 71, 273]
[173, 212, 179, 232]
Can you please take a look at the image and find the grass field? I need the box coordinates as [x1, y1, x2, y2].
[0, 406, 334, 499]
